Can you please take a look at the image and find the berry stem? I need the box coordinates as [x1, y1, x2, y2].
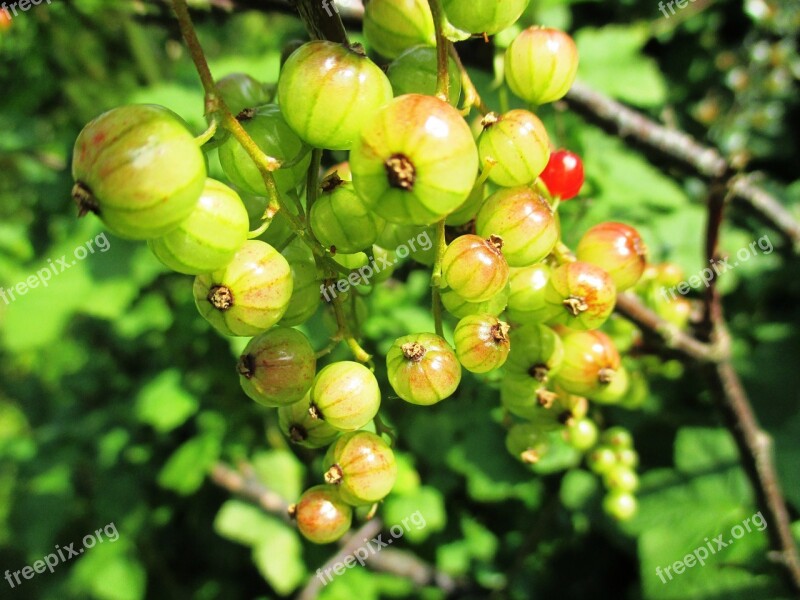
[194, 116, 218, 146]
[430, 218, 447, 338]
[449, 43, 490, 116]
[426, 0, 450, 102]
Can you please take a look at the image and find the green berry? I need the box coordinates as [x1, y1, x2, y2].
[603, 491, 637, 521]
[309, 362, 381, 431]
[193, 240, 293, 337]
[311, 176, 384, 254]
[278, 41, 393, 150]
[387, 45, 461, 105]
[387, 333, 461, 405]
[148, 178, 249, 275]
[505, 422, 550, 464]
[453, 314, 511, 373]
[478, 110, 550, 187]
[505, 27, 579, 105]
[363, 0, 436, 59]
[442, 234, 509, 302]
[237, 327, 316, 407]
[278, 393, 340, 449]
[72, 104, 206, 239]
[323, 431, 397, 505]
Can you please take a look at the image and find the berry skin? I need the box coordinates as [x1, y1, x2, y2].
[323, 431, 398, 506]
[279, 238, 321, 327]
[218, 104, 310, 197]
[148, 178, 249, 275]
[363, 0, 436, 59]
[350, 94, 479, 226]
[601, 426, 633, 449]
[478, 110, 550, 187]
[442, 234, 509, 302]
[442, 0, 530, 35]
[193, 240, 293, 337]
[310, 176, 384, 254]
[387, 46, 461, 106]
[587, 445, 617, 474]
[453, 314, 511, 373]
[309, 362, 381, 431]
[615, 447, 639, 469]
[505, 422, 550, 464]
[237, 327, 316, 407]
[603, 491, 637, 521]
[505, 27, 579, 105]
[72, 104, 206, 239]
[563, 417, 598, 451]
[604, 465, 639, 493]
[278, 393, 340, 449]
[387, 333, 461, 405]
[554, 330, 621, 397]
[278, 41, 393, 150]
[576, 222, 647, 291]
[539, 150, 584, 201]
[543, 261, 617, 330]
[503, 323, 564, 383]
[475, 186, 558, 267]
[292, 485, 352, 544]
[506, 264, 561, 324]
[441, 284, 509, 319]
[215, 73, 273, 117]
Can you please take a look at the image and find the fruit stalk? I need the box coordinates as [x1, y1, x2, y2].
[430, 218, 447, 337]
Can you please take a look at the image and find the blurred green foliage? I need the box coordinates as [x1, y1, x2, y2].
[0, 0, 798, 599]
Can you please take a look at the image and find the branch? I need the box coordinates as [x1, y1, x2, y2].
[209, 462, 458, 598]
[563, 81, 800, 249]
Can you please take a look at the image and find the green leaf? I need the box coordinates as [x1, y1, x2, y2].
[674, 428, 739, 474]
[69, 542, 147, 600]
[576, 24, 667, 107]
[251, 519, 306, 594]
[135, 370, 198, 433]
[251, 449, 306, 502]
[157, 429, 222, 495]
[214, 500, 277, 547]
[382, 486, 446, 543]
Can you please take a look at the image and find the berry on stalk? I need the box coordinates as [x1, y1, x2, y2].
[323, 431, 397, 505]
[442, 234, 509, 302]
[478, 110, 550, 187]
[291, 485, 352, 544]
[555, 330, 621, 397]
[576, 222, 647, 291]
[278, 393, 340, 449]
[309, 362, 381, 431]
[539, 150, 584, 201]
[453, 314, 511, 373]
[505, 27, 579, 105]
[387, 333, 461, 405]
[543, 261, 617, 330]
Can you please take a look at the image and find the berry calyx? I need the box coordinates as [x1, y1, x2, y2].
[539, 150, 584, 201]
[278, 393, 340, 449]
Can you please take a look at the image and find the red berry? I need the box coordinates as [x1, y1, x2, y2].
[576, 222, 647, 291]
[237, 327, 316, 407]
[386, 333, 461, 405]
[442, 234, 509, 302]
[292, 485, 352, 544]
[544, 261, 617, 330]
[539, 150, 584, 201]
[475, 186, 558, 267]
[323, 431, 397, 505]
[453, 314, 511, 373]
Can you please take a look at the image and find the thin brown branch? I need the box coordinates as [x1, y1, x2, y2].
[564, 81, 800, 248]
[210, 462, 291, 519]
